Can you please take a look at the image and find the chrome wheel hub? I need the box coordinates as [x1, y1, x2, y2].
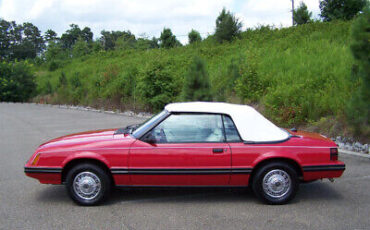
[262, 169, 291, 198]
[73, 172, 101, 200]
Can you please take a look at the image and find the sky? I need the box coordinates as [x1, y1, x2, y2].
[0, 0, 321, 44]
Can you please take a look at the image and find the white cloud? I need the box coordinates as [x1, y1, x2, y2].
[0, 0, 321, 44]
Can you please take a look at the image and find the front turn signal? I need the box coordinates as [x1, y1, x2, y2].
[31, 153, 40, 165]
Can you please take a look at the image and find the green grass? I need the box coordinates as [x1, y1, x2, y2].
[35, 20, 355, 128]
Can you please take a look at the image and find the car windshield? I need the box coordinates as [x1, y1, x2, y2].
[132, 110, 168, 138]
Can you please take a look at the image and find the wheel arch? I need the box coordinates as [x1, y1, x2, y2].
[249, 157, 303, 184]
[61, 158, 114, 185]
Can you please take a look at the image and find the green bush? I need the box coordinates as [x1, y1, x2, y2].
[188, 29, 202, 44]
[58, 72, 68, 88]
[0, 61, 36, 102]
[38, 80, 53, 95]
[48, 60, 60, 71]
[235, 60, 265, 103]
[137, 61, 179, 111]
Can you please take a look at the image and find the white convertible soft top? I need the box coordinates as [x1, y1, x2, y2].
[165, 102, 290, 142]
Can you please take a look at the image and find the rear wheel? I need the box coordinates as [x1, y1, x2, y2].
[66, 163, 111, 206]
[252, 162, 298, 205]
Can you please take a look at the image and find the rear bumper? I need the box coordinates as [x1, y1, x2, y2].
[302, 163, 345, 181]
[24, 166, 62, 184]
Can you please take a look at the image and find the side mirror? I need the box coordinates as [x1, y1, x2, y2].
[142, 132, 157, 144]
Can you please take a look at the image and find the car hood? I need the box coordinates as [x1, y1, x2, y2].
[37, 129, 135, 153]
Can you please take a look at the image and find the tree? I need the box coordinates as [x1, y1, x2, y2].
[159, 28, 181, 48]
[149, 37, 159, 48]
[60, 24, 81, 49]
[115, 32, 136, 50]
[100, 30, 135, 50]
[19, 22, 45, 58]
[0, 19, 45, 60]
[346, 4, 369, 134]
[215, 8, 242, 43]
[293, 2, 313, 25]
[44, 29, 58, 43]
[0, 19, 17, 59]
[188, 29, 202, 44]
[319, 0, 367, 21]
[60, 24, 93, 49]
[81, 27, 93, 43]
[182, 56, 212, 101]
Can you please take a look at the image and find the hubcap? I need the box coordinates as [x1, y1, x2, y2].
[262, 169, 291, 198]
[73, 172, 101, 200]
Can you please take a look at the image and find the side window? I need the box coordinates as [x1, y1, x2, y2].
[149, 114, 224, 143]
[223, 115, 241, 142]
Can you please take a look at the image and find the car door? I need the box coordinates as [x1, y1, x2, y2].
[128, 113, 231, 186]
[222, 115, 254, 186]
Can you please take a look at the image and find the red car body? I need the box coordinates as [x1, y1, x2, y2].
[25, 129, 344, 186]
[24, 102, 345, 205]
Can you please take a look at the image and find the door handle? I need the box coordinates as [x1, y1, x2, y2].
[212, 148, 224, 153]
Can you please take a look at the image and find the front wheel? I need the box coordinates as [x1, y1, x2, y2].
[66, 163, 111, 206]
[252, 162, 299, 205]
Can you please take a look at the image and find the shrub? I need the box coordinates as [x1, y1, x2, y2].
[72, 38, 91, 58]
[70, 73, 82, 88]
[188, 29, 202, 44]
[0, 61, 36, 102]
[137, 61, 178, 111]
[58, 72, 68, 88]
[213, 56, 245, 101]
[48, 60, 59, 71]
[39, 80, 53, 95]
[182, 56, 212, 101]
[235, 60, 265, 103]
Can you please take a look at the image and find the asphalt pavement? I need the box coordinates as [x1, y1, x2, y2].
[0, 103, 369, 230]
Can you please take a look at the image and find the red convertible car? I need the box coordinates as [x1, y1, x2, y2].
[25, 102, 345, 205]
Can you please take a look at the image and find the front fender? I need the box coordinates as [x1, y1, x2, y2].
[61, 151, 111, 168]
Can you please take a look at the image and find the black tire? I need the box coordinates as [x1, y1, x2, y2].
[66, 163, 111, 206]
[252, 162, 299, 205]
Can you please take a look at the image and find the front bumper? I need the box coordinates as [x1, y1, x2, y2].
[24, 166, 62, 184]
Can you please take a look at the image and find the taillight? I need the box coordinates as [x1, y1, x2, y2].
[330, 148, 338, 161]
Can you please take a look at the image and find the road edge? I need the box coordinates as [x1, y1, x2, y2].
[340, 149, 370, 159]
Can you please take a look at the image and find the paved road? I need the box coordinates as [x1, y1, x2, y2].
[1, 103, 369, 230]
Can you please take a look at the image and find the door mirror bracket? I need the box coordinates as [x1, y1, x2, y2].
[142, 132, 157, 144]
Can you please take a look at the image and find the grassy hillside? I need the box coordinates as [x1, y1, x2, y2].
[35, 20, 355, 133]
